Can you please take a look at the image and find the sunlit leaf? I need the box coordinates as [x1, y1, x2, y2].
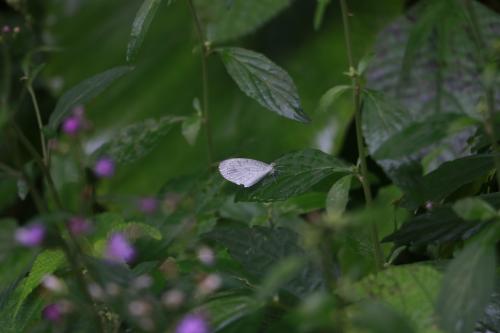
[326, 175, 352, 217]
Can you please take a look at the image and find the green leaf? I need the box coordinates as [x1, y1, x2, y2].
[15, 249, 65, 314]
[194, 0, 291, 43]
[373, 113, 475, 160]
[314, 0, 331, 31]
[318, 85, 351, 113]
[198, 292, 261, 332]
[436, 238, 496, 333]
[182, 113, 202, 146]
[326, 175, 352, 217]
[403, 154, 498, 209]
[217, 47, 310, 123]
[92, 116, 182, 164]
[453, 197, 497, 222]
[126, 0, 162, 62]
[344, 264, 442, 333]
[382, 207, 488, 246]
[204, 226, 323, 297]
[352, 302, 416, 333]
[48, 66, 133, 130]
[256, 256, 305, 301]
[236, 149, 352, 202]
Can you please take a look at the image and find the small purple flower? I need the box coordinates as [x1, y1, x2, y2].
[42, 303, 62, 322]
[2, 25, 11, 33]
[105, 233, 135, 263]
[175, 314, 209, 333]
[138, 197, 158, 214]
[94, 157, 115, 178]
[67, 217, 91, 236]
[62, 115, 82, 136]
[15, 223, 45, 247]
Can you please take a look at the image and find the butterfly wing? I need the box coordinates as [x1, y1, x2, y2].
[219, 158, 274, 188]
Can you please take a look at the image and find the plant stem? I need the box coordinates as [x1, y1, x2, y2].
[1, 43, 11, 113]
[339, 0, 383, 270]
[465, 0, 500, 188]
[26, 85, 48, 165]
[12, 121, 103, 331]
[186, 0, 214, 166]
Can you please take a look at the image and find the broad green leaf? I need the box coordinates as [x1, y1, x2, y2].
[344, 264, 442, 333]
[194, 0, 291, 43]
[326, 175, 352, 217]
[205, 226, 323, 297]
[402, 154, 498, 209]
[15, 249, 65, 314]
[217, 47, 310, 123]
[436, 238, 496, 333]
[48, 66, 133, 130]
[318, 85, 351, 113]
[92, 116, 182, 164]
[126, 0, 162, 62]
[453, 197, 497, 222]
[198, 292, 261, 332]
[236, 149, 352, 202]
[351, 302, 416, 333]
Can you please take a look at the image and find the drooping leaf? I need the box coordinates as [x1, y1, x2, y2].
[344, 264, 442, 333]
[217, 47, 310, 123]
[204, 225, 323, 297]
[194, 0, 291, 43]
[126, 0, 163, 62]
[16, 179, 28, 201]
[48, 66, 133, 130]
[436, 238, 496, 333]
[15, 250, 65, 314]
[326, 175, 352, 217]
[236, 149, 352, 202]
[92, 116, 182, 164]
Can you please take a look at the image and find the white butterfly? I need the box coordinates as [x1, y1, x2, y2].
[218, 158, 275, 188]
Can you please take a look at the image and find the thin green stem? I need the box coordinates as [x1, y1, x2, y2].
[186, 0, 214, 165]
[465, 0, 500, 188]
[26, 85, 48, 165]
[339, 0, 383, 270]
[1, 43, 11, 113]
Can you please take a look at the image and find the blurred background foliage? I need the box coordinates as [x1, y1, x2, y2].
[30, 0, 402, 195]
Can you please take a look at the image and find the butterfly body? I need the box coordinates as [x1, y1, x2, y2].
[218, 158, 275, 188]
